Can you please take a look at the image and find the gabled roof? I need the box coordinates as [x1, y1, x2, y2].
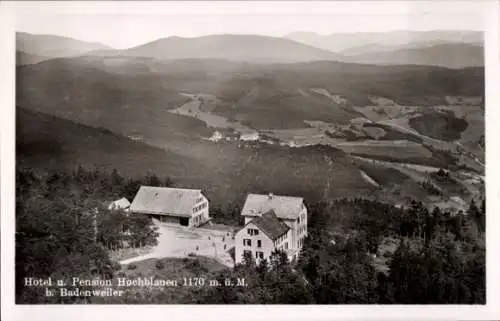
[244, 210, 289, 241]
[241, 193, 304, 220]
[130, 186, 203, 217]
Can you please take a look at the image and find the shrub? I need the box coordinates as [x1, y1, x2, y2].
[127, 264, 137, 270]
[155, 260, 165, 270]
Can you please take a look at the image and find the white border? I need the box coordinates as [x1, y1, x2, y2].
[1, 1, 499, 321]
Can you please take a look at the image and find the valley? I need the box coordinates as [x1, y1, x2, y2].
[16, 52, 484, 213]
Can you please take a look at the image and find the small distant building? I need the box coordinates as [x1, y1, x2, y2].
[236, 193, 308, 263]
[235, 210, 291, 265]
[239, 132, 260, 142]
[130, 186, 210, 227]
[107, 197, 131, 212]
[128, 134, 143, 142]
[209, 131, 224, 142]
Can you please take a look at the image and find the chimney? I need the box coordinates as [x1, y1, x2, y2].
[268, 193, 274, 199]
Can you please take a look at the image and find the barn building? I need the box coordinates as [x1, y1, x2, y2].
[235, 193, 308, 264]
[130, 186, 210, 227]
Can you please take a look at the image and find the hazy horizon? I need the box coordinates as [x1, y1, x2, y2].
[9, 1, 485, 49]
[16, 28, 484, 50]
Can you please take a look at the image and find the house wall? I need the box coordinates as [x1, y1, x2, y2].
[190, 193, 210, 227]
[235, 222, 275, 265]
[281, 203, 308, 252]
[273, 229, 291, 252]
[297, 205, 308, 249]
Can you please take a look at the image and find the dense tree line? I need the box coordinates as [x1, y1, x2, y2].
[16, 166, 166, 303]
[198, 198, 485, 304]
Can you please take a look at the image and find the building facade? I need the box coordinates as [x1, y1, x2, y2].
[236, 193, 308, 263]
[130, 186, 210, 227]
[235, 210, 291, 265]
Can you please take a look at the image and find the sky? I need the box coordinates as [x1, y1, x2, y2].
[7, 1, 488, 49]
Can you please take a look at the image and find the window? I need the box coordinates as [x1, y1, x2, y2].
[256, 251, 264, 259]
[243, 239, 252, 246]
[257, 240, 262, 248]
[247, 228, 259, 236]
[243, 250, 252, 258]
[285, 242, 288, 250]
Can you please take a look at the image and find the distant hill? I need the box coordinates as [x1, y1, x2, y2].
[90, 34, 346, 63]
[343, 43, 484, 69]
[16, 51, 50, 66]
[16, 32, 112, 59]
[284, 30, 483, 53]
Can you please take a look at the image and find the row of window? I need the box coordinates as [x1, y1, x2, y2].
[196, 197, 204, 204]
[243, 238, 262, 248]
[298, 225, 307, 235]
[297, 213, 307, 224]
[243, 250, 264, 259]
[192, 202, 207, 213]
[273, 233, 287, 246]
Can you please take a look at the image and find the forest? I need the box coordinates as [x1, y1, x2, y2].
[15, 166, 166, 303]
[16, 166, 485, 304]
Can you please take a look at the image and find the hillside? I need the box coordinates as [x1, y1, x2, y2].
[90, 34, 346, 63]
[16, 55, 484, 210]
[16, 32, 111, 58]
[343, 43, 483, 69]
[16, 107, 202, 178]
[17, 108, 391, 209]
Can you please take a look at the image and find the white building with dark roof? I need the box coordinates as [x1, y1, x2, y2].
[236, 193, 308, 263]
[130, 186, 210, 227]
[235, 210, 291, 264]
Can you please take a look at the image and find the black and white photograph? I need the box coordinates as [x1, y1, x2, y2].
[1, 0, 499, 319]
